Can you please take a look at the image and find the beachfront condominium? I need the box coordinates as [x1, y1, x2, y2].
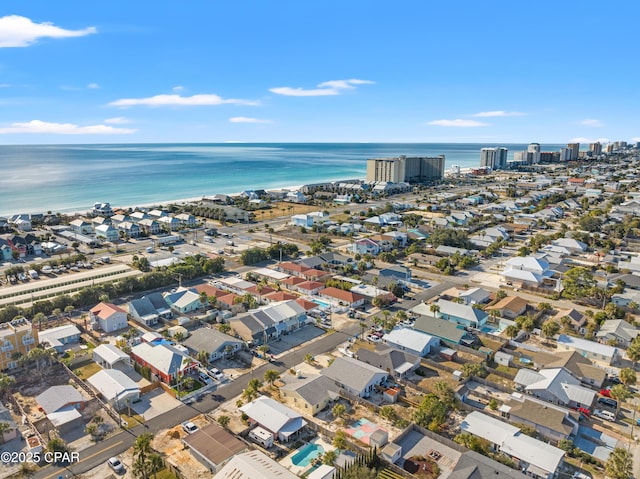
[479, 147, 508, 170]
[590, 142, 602, 156]
[567, 143, 580, 160]
[366, 156, 445, 183]
[528, 143, 541, 164]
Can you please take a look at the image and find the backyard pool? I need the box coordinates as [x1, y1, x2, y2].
[311, 299, 332, 309]
[291, 443, 324, 467]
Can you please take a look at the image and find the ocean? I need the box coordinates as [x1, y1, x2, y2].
[0, 142, 563, 216]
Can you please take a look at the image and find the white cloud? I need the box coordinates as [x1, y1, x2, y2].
[426, 119, 489, 127]
[108, 93, 259, 107]
[631, 137, 640, 142]
[471, 110, 526, 117]
[270, 78, 374, 96]
[229, 117, 272, 124]
[580, 118, 603, 127]
[568, 137, 610, 144]
[104, 117, 132, 124]
[0, 15, 96, 48]
[0, 120, 136, 134]
[172, 86, 184, 92]
[87, 83, 100, 89]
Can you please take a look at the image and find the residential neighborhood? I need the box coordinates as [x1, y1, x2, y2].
[1, 144, 640, 479]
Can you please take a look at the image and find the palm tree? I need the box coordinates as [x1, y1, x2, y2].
[264, 369, 280, 389]
[322, 450, 338, 465]
[132, 432, 154, 479]
[541, 320, 560, 340]
[609, 384, 631, 418]
[605, 447, 633, 479]
[504, 324, 519, 339]
[359, 321, 368, 337]
[199, 291, 209, 310]
[429, 304, 440, 316]
[217, 415, 230, 428]
[148, 453, 164, 479]
[0, 373, 16, 399]
[619, 368, 636, 387]
[627, 338, 640, 366]
[332, 429, 348, 450]
[196, 350, 210, 368]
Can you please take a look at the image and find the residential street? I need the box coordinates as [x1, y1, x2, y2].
[33, 321, 360, 479]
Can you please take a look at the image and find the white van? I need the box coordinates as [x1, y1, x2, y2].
[594, 409, 616, 422]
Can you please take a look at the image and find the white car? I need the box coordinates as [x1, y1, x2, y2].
[366, 334, 381, 342]
[593, 409, 616, 422]
[209, 368, 224, 380]
[182, 421, 199, 434]
[107, 457, 125, 474]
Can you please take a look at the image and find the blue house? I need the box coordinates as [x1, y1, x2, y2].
[39, 324, 81, 352]
[436, 299, 488, 329]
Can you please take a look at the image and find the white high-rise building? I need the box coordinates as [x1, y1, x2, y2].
[480, 147, 508, 170]
[366, 156, 445, 183]
[527, 143, 541, 164]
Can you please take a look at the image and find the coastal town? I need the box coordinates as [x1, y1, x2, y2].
[2, 141, 640, 479]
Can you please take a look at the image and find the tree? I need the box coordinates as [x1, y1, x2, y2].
[537, 302, 552, 313]
[341, 464, 377, 479]
[429, 304, 440, 316]
[495, 289, 507, 300]
[0, 373, 16, 398]
[609, 384, 631, 417]
[148, 453, 164, 479]
[619, 368, 637, 387]
[264, 369, 280, 389]
[322, 449, 337, 465]
[218, 323, 231, 334]
[46, 437, 69, 457]
[541, 321, 560, 340]
[379, 405, 397, 422]
[332, 403, 347, 422]
[217, 415, 230, 428]
[132, 432, 154, 479]
[196, 350, 209, 367]
[504, 324, 519, 339]
[605, 447, 633, 479]
[332, 429, 348, 450]
[304, 354, 315, 365]
[562, 267, 596, 299]
[627, 338, 640, 365]
[431, 380, 455, 407]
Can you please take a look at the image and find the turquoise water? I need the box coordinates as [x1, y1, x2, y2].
[312, 299, 332, 309]
[0, 142, 563, 216]
[291, 443, 324, 467]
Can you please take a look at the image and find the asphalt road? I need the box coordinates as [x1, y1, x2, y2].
[35, 321, 361, 479]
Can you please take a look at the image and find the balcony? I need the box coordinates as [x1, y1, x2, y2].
[0, 342, 14, 353]
[22, 337, 35, 346]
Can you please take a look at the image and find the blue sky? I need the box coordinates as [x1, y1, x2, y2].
[1, 1, 638, 144]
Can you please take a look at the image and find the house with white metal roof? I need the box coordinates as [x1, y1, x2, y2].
[39, 324, 81, 352]
[436, 299, 488, 329]
[557, 334, 620, 366]
[382, 328, 438, 357]
[513, 367, 596, 409]
[239, 396, 307, 442]
[92, 343, 130, 369]
[163, 288, 202, 314]
[460, 411, 564, 479]
[215, 450, 298, 479]
[87, 369, 140, 407]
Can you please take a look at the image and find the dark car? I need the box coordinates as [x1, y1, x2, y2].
[597, 397, 618, 409]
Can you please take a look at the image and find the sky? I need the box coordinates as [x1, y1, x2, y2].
[0, 1, 639, 144]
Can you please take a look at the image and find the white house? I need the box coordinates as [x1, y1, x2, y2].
[92, 344, 130, 369]
[321, 356, 388, 398]
[239, 396, 307, 442]
[89, 302, 128, 333]
[87, 369, 140, 408]
[382, 328, 439, 357]
[556, 334, 619, 366]
[95, 224, 119, 242]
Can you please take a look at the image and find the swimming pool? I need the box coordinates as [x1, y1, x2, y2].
[291, 443, 324, 467]
[311, 299, 332, 309]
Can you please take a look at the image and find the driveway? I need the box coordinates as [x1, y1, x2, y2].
[268, 325, 325, 355]
[131, 388, 182, 420]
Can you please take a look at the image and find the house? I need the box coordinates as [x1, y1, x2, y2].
[129, 211, 150, 223]
[129, 293, 173, 326]
[175, 213, 197, 227]
[163, 288, 202, 314]
[381, 328, 439, 357]
[457, 287, 491, 305]
[87, 369, 140, 408]
[350, 238, 380, 255]
[0, 318, 38, 371]
[157, 216, 181, 231]
[229, 300, 309, 345]
[39, 324, 81, 352]
[92, 344, 130, 369]
[318, 287, 365, 308]
[551, 309, 586, 331]
[501, 256, 556, 288]
[92, 202, 114, 217]
[0, 402, 18, 443]
[449, 451, 528, 479]
[130, 342, 198, 384]
[321, 356, 388, 398]
[215, 450, 298, 479]
[357, 345, 420, 379]
[535, 350, 606, 388]
[183, 423, 248, 473]
[486, 296, 529, 320]
[500, 397, 580, 442]
[239, 396, 307, 442]
[69, 219, 93, 235]
[117, 221, 141, 238]
[460, 411, 564, 479]
[596, 319, 639, 347]
[435, 299, 489, 329]
[94, 224, 119, 242]
[138, 218, 161, 235]
[551, 238, 587, 253]
[89, 302, 128, 333]
[513, 368, 596, 408]
[181, 327, 244, 363]
[557, 334, 619, 366]
[279, 372, 341, 416]
[378, 265, 412, 281]
[36, 385, 86, 415]
[411, 311, 467, 345]
[294, 280, 324, 296]
[290, 211, 329, 228]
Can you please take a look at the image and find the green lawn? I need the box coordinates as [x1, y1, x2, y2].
[74, 362, 101, 379]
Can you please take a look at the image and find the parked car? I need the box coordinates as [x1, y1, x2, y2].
[182, 421, 198, 434]
[107, 457, 125, 474]
[578, 407, 591, 417]
[597, 397, 618, 409]
[599, 387, 612, 397]
[593, 409, 616, 422]
[209, 368, 224, 380]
